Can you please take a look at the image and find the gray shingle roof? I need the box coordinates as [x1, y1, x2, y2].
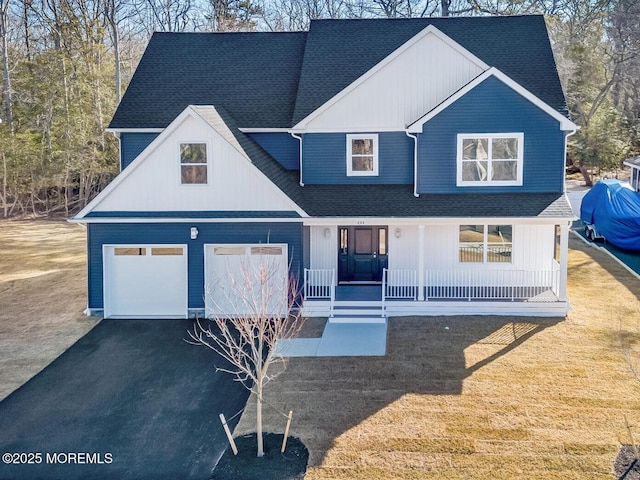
[110, 31, 307, 129]
[110, 15, 568, 130]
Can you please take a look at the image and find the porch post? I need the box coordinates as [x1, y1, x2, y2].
[559, 222, 569, 301]
[418, 225, 425, 301]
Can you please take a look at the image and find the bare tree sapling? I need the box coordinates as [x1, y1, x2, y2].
[187, 251, 304, 457]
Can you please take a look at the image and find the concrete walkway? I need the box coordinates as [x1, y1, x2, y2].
[275, 321, 387, 357]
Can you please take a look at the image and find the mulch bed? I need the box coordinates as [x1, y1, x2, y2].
[211, 433, 308, 480]
[615, 445, 640, 480]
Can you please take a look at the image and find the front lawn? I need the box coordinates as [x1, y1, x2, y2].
[235, 235, 640, 479]
[0, 220, 97, 400]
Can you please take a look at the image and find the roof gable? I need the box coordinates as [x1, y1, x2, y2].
[407, 67, 578, 132]
[292, 25, 487, 131]
[292, 15, 568, 126]
[77, 106, 306, 219]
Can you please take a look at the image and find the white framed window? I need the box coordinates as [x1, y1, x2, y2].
[347, 134, 378, 176]
[457, 133, 523, 186]
[180, 142, 208, 184]
[459, 224, 513, 263]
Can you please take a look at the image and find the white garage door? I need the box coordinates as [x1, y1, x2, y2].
[205, 244, 288, 317]
[104, 245, 188, 318]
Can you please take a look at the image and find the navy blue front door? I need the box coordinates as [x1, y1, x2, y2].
[338, 226, 388, 283]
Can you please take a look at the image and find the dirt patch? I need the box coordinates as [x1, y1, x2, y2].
[615, 446, 640, 479]
[212, 433, 308, 480]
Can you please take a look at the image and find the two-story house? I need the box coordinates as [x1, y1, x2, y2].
[73, 15, 578, 321]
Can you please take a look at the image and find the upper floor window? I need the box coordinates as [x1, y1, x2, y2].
[180, 143, 208, 184]
[459, 224, 513, 263]
[457, 133, 523, 186]
[347, 134, 378, 176]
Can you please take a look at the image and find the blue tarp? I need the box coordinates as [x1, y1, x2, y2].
[580, 179, 640, 251]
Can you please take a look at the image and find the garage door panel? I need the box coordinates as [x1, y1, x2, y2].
[205, 244, 288, 318]
[104, 245, 188, 318]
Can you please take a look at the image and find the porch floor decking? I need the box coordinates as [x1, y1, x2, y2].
[335, 284, 382, 301]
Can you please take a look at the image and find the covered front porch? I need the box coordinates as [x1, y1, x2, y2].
[302, 266, 569, 318]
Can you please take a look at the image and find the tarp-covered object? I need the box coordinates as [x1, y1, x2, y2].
[580, 179, 640, 251]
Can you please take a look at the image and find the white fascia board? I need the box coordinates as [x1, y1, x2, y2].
[407, 67, 579, 133]
[238, 128, 292, 133]
[105, 128, 165, 133]
[70, 217, 306, 224]
[291, 126, 408, 134]
[302, 216, 574, 226]
[291, 24, 489, 131]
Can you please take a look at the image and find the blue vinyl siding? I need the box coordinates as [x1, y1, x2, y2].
[417, 76, 566, 194]
[120, 132, 160, 170]
[247, 133, 300, 170]
[302, 132, 413, 184]
[88, 222, 303, 310]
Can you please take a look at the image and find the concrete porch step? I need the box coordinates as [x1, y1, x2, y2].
[333, 300, 383, 307]
[329, 315, 386, 324]
[332, 307, 384, 317]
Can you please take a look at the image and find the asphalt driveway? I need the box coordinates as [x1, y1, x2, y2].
[0, 319, 250, 480]
[573, 223, 640, 276]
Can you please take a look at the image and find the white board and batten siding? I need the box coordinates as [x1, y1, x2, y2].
[91, 113, 301, 214]
[309, 226, 338, 271]
[295, 28, 486, 132]
[204, 244, 289, 317]
[103, 245, 188, 318]
[310, 222, 558, 271]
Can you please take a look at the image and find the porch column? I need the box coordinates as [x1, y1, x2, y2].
[559, 222, 569, 301]
[418, 225, 425, 301]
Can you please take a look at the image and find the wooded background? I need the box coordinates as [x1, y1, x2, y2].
[0, 0, 638, 217]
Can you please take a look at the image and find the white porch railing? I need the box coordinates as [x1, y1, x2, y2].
[382, 267, 560, 304]
[303, 268, 335, 315]
[425, 268, 559, 301]
[382, 269, 418, 315]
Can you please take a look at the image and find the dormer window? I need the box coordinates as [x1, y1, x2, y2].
[180, 143, 208, 184]
[457, 133, 523, 186]
[347, 134, 378, 176]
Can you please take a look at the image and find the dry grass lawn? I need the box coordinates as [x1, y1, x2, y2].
[235, 236, 640, 479]
[0, 220, 98, 400]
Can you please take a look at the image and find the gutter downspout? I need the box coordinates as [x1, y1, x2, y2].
[406, 131, 419, 198]
[562, 128, 579, 194]
[290, 132, 304, 187]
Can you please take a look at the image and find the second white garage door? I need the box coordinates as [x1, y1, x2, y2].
[205, 244, 288, 317]
[104, 245, 188, 318]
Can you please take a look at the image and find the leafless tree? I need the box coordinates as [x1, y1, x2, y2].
[0, 0, 13, 131]
[187, 253, 304, 457]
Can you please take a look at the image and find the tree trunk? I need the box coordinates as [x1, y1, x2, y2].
[579, 162, 593, 187]
[256, 381, 264, 457]
[1, 0, 14, 131]
[2, 151, 7, 218]
[441, 0, 449, 16]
